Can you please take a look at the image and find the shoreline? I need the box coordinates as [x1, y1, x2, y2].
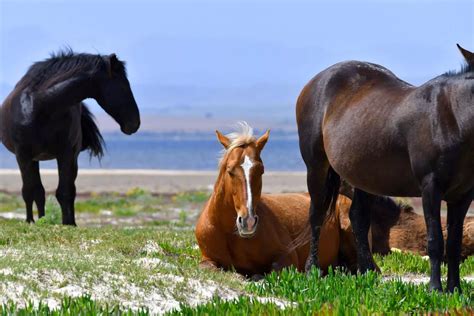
[0, 169, 307, 194]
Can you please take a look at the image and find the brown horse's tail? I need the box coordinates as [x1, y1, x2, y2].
[80, 103, 105, 160]
[287, 167, 341, 253]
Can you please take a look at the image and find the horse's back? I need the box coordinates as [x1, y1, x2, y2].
[259, 193, 310, 235]
[259, 193, 341, 271]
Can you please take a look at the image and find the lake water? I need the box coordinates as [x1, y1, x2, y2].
[0, 134, 306, 171]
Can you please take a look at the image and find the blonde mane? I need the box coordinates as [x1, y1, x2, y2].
[218, 122, 256, 165]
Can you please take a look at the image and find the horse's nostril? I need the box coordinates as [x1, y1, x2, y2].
[238, 216, 242, 224]
[254, 216, 259, 224]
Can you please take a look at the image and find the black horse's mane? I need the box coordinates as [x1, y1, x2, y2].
[443, 62, 474, 77]
[16, 48, 127, 91]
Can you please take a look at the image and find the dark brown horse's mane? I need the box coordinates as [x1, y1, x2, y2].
[443, 62, 474, 77]
[15, 48, 127, 91]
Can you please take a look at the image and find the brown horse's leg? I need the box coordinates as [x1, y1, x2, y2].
[421, 177, 443, 292]
[446, 195, 471, 293]
[16, 158, 42, 223]
[56, 150, 79, 226]
[272, 251, 298, 272]
[349, 189, 378, 273]
[199, 259, 220, 271]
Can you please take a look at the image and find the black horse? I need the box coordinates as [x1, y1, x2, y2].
[296, 44, 474, 292]
[0, 50, 140, 225]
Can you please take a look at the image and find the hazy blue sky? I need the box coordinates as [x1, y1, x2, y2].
[1, 0, 473, 121]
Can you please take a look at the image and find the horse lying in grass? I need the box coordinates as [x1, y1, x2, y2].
[0, 50, 140, 225]
[195, 123, 335, 277]
[195, 123, 474, 278]
[338, 194, 474, 271]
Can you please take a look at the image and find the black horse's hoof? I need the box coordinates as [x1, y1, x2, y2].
[62, 221, 77, 226]
[305, 256, 317, 273]
[305, 262, 323, 277]
[446, 284, 462, 294]
[25, 219, 35, 224]
[429, 283, 443, 293]
[250, 274, 264, 282]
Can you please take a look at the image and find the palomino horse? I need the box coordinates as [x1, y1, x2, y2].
[195, 123, 341, 277]
[297, 44, 474, 292]
[0, 50, 140, 225]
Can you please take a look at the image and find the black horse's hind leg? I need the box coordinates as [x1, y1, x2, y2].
[17, 159, 44, 223]
[349, 188, 378, 273]
[56, 151, 78, 226]
[446, 195, 471, 293]
[421, 176, 443, 292]
[33, 168, 45, 218]
[305, 165, 330, 273]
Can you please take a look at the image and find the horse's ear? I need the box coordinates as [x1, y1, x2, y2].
[109, 53, 118, 65]
[216, 130, 231, 149]
[457, 44, 474, 66]
[104, 54, 119, 77]
[256, 129, 270, 152]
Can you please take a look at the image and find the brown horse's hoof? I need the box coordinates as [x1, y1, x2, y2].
[199, 261, 220, 271]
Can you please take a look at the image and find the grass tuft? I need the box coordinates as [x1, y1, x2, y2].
[36, 196, 62, 225]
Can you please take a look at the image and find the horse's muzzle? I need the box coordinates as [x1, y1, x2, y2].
[120, 120, 140, 135]
[237, 215, 259, 238]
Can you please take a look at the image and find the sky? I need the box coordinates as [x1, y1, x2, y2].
[1, 0, 473, 127]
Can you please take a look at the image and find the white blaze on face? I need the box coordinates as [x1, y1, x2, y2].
[241, 155, 254, 216]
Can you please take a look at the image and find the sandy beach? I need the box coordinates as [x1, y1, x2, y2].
[0, 169, 307, 194]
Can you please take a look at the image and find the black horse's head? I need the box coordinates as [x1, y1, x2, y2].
[95, 54, 140, 135]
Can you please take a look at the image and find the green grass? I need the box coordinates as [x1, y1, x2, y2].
[173, 191, 210, 204]
[1, 295, 149, 315]
[74, 188, 160, 216]
[0, 192, 23, 212]
[36, 196, 62, 225]
[1, 189, 206, 223]
[0, 191, 472, 315]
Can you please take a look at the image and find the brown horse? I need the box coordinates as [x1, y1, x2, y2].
[297, 44, 474, 292]
[338, 196, 474, 270]
[370, 207, 474, 259]
[195, 123, 341, 278]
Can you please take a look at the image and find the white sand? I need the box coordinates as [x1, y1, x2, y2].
[0, 169, 306, 194]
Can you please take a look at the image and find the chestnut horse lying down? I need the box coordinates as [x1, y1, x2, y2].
[195, 123, 474, 278]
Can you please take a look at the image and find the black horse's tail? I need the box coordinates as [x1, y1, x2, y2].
[81, 103, 104, 159]
[325, 166, 341, 217]
[287, 166, 341, 254]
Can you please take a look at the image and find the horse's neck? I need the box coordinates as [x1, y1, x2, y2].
[36, 73, 96, 111]
[206, 172, 237, 233]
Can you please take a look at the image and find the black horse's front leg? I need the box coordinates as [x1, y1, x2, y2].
[349, 189, 378, 273]
[56, 151, 79, 226]
[17, 158, 45, 223]
[421, 177, 444, 292]
[446, 195, 471, 293]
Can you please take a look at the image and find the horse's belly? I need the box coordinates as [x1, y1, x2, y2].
[324, 123, 420, 197]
